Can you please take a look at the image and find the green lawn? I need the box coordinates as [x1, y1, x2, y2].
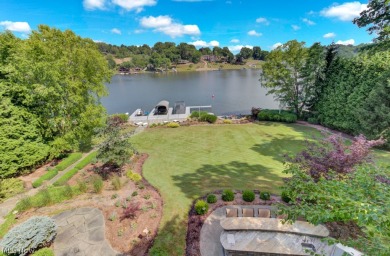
[131, 122, 390, 255]
[131, 122, 321, 255]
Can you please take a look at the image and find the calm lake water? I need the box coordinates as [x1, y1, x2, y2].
[101, 69, 279, 115]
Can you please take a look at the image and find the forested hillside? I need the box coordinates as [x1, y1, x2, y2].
[96, 41, 269, 70]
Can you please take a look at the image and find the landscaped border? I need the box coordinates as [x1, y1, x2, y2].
[185, 190, 281, 256]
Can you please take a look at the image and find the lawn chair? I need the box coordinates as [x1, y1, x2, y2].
[258, 209, 271, 218]
[242, 208, 254, 217]
[226, 208, 238, 217]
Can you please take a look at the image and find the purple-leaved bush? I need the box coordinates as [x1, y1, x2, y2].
[289, 134, 385, 181]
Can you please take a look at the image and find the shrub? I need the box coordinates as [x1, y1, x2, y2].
[109, 212, 117, 221]
[53, 152, 97, 186]
[109, 113, 128, 124]
[126, 170, 142, 182]
[32, 248, 54, 256]
[257, 109, 297, 123]
[222, 189, 235, 202]
[32, 169, 58, 188]
[92, 176, 103, 193]
[0, 216, 57, 256]
[260, 191, 271, 201]
[242, 190, 255, 202]
[307, 117, 319, 124]
[111, 176, 122, 190]
[200, 114, 217, 123]
[36, 189, 53, 207]
[195, 200, 209, 215]
[190, 111, 208, 119]
[281, 191, 291, 203]
[0, 178, 24, 202]
[132, 191, 138, 197]
[61, 184, 74, 198]
[207, 194, 217, 204]
[167, 122, 180, 128]
[121, 202, 140, 220]
[77, 179, 87, 193]
[223, 119, 233, 124]
[17, 196, 32, 211]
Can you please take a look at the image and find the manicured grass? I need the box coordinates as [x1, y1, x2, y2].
[32, 152, 82, 188]
[131, 122, 322, 255]
[53, 152, 97, 186]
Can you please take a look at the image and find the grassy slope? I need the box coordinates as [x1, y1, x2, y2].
[131, 122, 321, 255]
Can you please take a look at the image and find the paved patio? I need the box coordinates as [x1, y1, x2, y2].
[200, 205, 275, 256]
[53, 207, 119, 256]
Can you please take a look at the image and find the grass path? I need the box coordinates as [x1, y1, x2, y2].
[131, 122, 322, 255]
[0, 151, 95, 226]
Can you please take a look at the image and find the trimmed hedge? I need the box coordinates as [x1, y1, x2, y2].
[32, 152, 82, 188]
[222, 189, 235, 202]
[195, 200, 209, 215]
[200, 114, 217, 123]
[257, 109, 297, 123]
[206, 194, 217, 203]
[260, 191, 271, 201]
[53, 152, 97, 186]
[242, 190, 255, 202]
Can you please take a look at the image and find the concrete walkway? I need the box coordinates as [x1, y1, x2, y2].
[200, 205, 275, 256]
[53, 208, 119, 256]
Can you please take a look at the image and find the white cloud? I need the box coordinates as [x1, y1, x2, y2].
[320, 2, 367, 21]
[112, 0, 157, 12]
[292, 25, 301, 31]
[230, 39, 239, 43]
[0, 21, 31, 33]
[228, 45, 253, 53]
[189, 40, 219, 47]
[323, 32, 336, 38]
[271, 42, 282, 50]
[302, 18, 315, 25]
[140, 15, 172, 28]
[256, 17, 270, 25]
[140, 15, 200, 37]
[83, 0, 106, 10]
[134, 29, 145, 34]
[336, 39, 355, 45]
[111, 28, 121, 34]
[248, 30, 262, 37]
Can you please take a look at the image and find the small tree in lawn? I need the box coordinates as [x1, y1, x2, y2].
[96, 117, 134, 178]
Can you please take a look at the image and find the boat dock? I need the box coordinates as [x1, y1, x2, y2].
[129, 105, 212, 125]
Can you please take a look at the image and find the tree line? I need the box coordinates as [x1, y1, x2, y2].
[97, 42, 269, 70]
[0, 26, 112, 178]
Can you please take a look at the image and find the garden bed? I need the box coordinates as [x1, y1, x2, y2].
[4, 154, 162, 256]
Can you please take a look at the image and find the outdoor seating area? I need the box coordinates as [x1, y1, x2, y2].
[200, 205, 363, 256]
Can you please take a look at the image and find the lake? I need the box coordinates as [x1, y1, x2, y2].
[101, 69, 279, 115]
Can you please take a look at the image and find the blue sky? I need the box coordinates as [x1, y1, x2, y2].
[0, 0, 373, 52]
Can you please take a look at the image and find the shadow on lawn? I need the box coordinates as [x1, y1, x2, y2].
[172, 161, 284, 200]
[146, 214, 186, 256]
[251, 135, 309, 162]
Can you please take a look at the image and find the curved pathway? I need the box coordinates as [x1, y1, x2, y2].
[200, 205, 275, 256]
[53, 208, 119, 256]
